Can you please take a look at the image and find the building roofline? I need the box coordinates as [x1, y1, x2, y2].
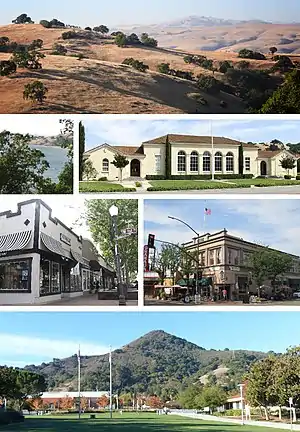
[183, 229, 300, 259]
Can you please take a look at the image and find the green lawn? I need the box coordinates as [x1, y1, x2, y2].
[79, 182, 136, 193]
[3, 413, 288, 432]
[148, 179, 300, 191]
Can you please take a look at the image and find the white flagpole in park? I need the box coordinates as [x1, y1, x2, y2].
[78, 346, 81, 420]
[109, 346, 113, 419]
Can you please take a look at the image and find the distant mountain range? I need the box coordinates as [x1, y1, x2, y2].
[24, 330, 268, 395]
[29, 135, 69, 147]
[115, 16, 300, 53]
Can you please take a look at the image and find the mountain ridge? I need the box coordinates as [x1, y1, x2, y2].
[23, 330, 269, 395]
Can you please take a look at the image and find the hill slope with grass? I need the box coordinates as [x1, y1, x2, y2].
[24, 330, 268, 395]
[0, 23, 246, 113]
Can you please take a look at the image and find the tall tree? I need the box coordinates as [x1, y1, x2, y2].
[84, 200, 138, 283]
[280, 156, 296, 176]
[83, 159, 97, 180]
[238, 144, 244, 175]
[196, 385, 228, 413]
[79, 121, 85, 181]
[165, 135, 171, 179]
[0, 131, 50, 193]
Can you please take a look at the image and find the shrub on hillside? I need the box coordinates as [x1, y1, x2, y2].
[62, 31, 77, 40]
[157, 62, 171, 74]
[50, 18, 65, 28]
[236, 60, 250, 69]
[188, 93, 208, 105]
[196, 75, 222, 94]
[238, 49, 266, 60]
[23, 81, 48, 104]
[0, 60, 17, 76]
[40, 20, 51, 28]
[122, 58, 149, 72]
[52, 43, 67, 55]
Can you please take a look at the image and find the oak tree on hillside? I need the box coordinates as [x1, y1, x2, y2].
[23, 81, 48, 104]
[12, 14, 34, 24]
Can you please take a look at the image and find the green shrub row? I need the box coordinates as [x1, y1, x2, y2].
[80, 187, 136, 193]
[147, 184, 250, 191]
[254, 180, 300, 187]
[146, 174, 253, 180]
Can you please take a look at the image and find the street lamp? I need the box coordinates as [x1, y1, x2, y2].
[168, 216, 201, 304]
[238, 384, 245, 425]
[109, 205, 126, 306]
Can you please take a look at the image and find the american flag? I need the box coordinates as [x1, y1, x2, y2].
[205, 208, 212, 215]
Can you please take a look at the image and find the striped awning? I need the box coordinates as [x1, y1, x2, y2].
[0, 230, 32, 252]
[41, 232, 68, 257]
[70, 249, 87, 265]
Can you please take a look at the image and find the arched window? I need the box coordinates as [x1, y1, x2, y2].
[203, 151, 211, 172]
[102, 158, 109, 172]
[177, 151, 186, 172]
[215, 152, 222, 172]
[226, 152, 234, 172]
[190, 151, 198, 172]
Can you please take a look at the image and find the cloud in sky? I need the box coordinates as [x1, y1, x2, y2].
[0, 115, 64, 137]
[144, 199, 300, 256]
[84, 118, 300, 150]
[0, 333, 110, 367]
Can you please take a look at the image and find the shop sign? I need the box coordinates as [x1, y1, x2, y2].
[229, 266, 240, 272]
[60, 233, 71, 246]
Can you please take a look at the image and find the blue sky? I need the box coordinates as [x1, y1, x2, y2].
[144, 199, 300, 256]
[2, 0, 300, 26]
[84, 119, 300, 151]
[1, 312, 299, 367]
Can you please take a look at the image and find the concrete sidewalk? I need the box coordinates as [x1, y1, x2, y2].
[172, 412, 299, 430]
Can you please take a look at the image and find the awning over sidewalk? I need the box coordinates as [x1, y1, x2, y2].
[70, 249, 87, 266]
[41, 232, 68, 257]
[0, 230, 32, 252]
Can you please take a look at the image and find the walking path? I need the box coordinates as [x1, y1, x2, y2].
[172, 412, 299, 430]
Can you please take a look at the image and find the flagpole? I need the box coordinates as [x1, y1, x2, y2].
[109, 346, 113, 419]
[78, 346, 81, 420]
[211, 121, 215, 181]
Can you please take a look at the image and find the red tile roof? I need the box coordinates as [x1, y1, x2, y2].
[143, 134, 256, 148]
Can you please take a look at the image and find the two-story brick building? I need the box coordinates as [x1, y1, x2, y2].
[183, 229, 300, 301]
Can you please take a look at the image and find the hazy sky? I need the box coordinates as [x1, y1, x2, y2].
[144, 199, 300, 257]
[0, 115, 63, 137]
[1, 312, 300, 367]
[2, 0, 300, 26]
[85, 118, 300, 150]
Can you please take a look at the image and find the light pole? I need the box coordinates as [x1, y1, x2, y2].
[238, 384, 245, 425]
[109, 346, 113, 419]
[78, 346, 81, 420]
[168, 216, 201, 304]
[109, 205, 126, 306]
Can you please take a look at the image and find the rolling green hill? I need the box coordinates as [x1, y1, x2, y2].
[24, 330, 268, 396]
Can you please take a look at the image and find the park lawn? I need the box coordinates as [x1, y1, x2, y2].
[223, 179, 300, 187]
[148, 180, 249, 191]
[79, 182, 136, 193]
[3, 413, 288, 432]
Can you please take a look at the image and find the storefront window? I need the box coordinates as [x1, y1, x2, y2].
[0, 259, 31, 291]
[40, 258, 60, 295]
[209, 250, 214, 265]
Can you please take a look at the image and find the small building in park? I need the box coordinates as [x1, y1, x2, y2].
[83, 134, 298, 181]
[38, 391, 109, 410]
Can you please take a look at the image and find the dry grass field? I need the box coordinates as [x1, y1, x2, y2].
[0, 24, 246, 114]
[1, 22, 298, 113]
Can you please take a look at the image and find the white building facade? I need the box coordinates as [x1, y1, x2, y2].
[83, 134, 298, 180]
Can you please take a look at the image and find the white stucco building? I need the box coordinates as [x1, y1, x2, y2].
[83, 134, 298, 180]
[0, 200, 115, 305]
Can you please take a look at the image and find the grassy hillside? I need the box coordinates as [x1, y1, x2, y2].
[24, 331, 267, 395]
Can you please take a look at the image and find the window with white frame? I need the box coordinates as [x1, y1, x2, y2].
[203, 151, 211, 172]
[155, 155, 161, 172]
[102, 158, 109, 172]
[245, 157, 251, 171]
[226, 152, 234, 172]
[177, 151, 186, 172]
[215, 152, 223, 172]
[190, 151, 199, 172]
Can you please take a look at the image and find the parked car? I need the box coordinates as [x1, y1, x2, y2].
[293, 292, 300, 299]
